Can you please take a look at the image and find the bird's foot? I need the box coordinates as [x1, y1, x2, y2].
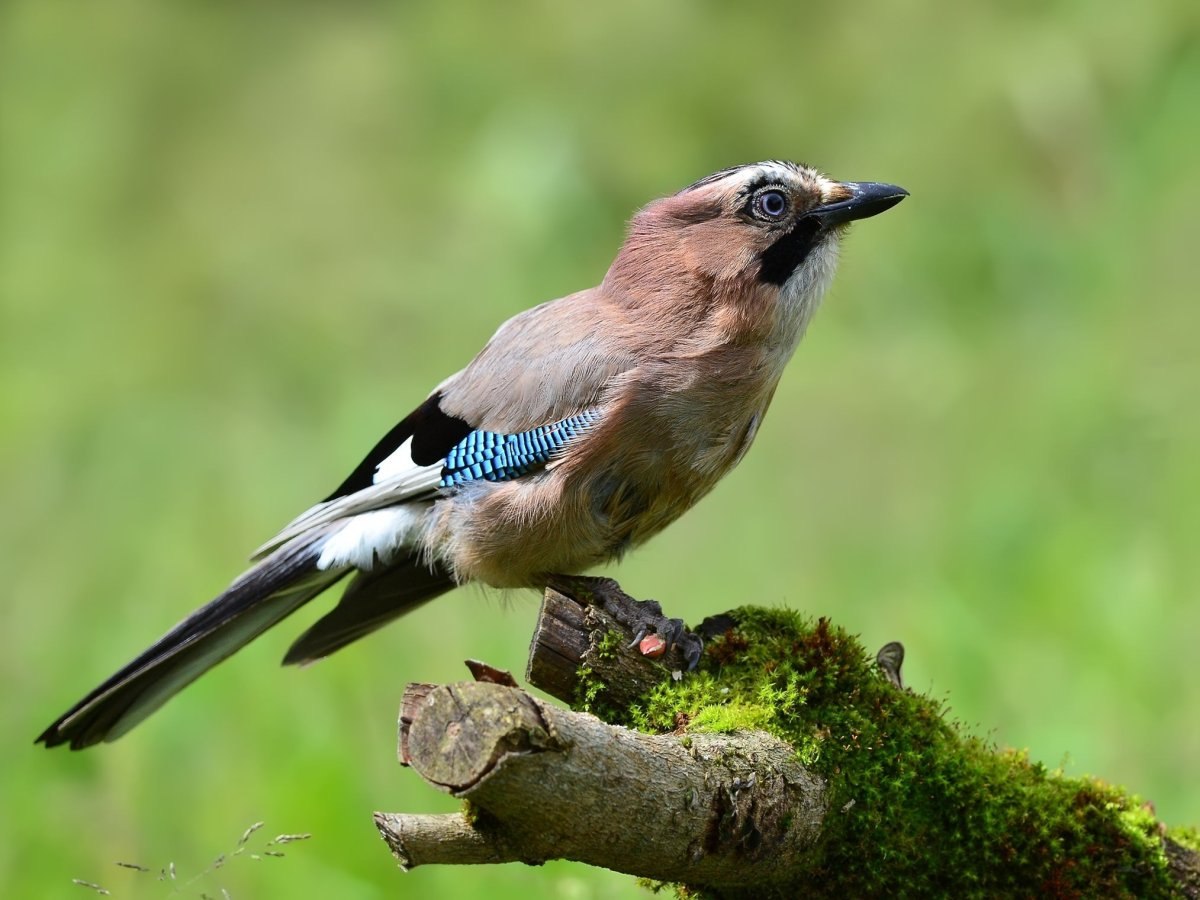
[545, 575, 703, 671]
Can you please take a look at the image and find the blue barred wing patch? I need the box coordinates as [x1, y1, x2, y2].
[439, 410, 599, 489]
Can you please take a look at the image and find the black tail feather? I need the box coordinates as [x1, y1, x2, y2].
[37, 535, 345, 750]
[283, 555, 455, 665]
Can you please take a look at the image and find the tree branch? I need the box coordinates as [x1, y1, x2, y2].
[375, 587, 1200, 897]
[380, 679, 825, 887]
[373, 812, 511, 868]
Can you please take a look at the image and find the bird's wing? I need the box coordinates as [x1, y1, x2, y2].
[434, 288, 640, 433]
[251, 396, 457, 559]
[254, 288, 636, 559]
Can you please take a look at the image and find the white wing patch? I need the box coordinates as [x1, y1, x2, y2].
[316, 505, 429, 571]
[253, 437, 445, 561]
[374, 436, 419, 483]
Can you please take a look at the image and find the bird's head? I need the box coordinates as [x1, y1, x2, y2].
[605, 161, 907, 345]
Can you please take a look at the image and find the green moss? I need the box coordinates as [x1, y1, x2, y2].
[573, 628, 644, 722]
[574, 663, 629, 725]
[583, 607, 1185, 898]
[575, 665, 604, 712]
[1170, 825, 1200, 853]
[593, 628, 626, 661]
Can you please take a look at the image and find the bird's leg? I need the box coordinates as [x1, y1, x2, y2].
[544, 575, 704, 670]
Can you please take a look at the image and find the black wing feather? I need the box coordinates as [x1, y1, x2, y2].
[325, 392, 473, 501]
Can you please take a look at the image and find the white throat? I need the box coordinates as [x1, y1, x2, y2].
[773, 236, 842, 366]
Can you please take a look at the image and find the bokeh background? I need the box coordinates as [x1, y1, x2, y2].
[3, 1, 1198, 896]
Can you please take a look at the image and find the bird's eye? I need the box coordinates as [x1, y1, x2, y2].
[754, 189, 789, 220]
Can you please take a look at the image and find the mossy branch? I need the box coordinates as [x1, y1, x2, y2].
[376, 587, 1200, 898]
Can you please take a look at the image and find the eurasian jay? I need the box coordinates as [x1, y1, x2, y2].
[39, 160, 906, 749]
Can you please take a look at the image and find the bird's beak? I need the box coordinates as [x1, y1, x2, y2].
[809, 182, 908, 227]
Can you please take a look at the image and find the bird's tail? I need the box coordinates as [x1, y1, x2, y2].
[282, 557, 456, 665]
[36, 533, 346, 750]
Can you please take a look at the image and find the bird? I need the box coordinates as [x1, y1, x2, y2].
[37, 160, 907, 749]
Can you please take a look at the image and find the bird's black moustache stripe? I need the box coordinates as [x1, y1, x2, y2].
[757, 219, 822, 285]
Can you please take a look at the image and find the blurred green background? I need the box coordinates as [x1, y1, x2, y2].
[3, 1, 1198, 896]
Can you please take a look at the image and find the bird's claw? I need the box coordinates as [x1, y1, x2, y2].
[675, 628, 704, 671]
[626, 616, 702, 670]
[549, 575, 703, 671]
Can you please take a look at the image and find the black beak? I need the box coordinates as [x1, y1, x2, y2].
[809, 182, 908, 227]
